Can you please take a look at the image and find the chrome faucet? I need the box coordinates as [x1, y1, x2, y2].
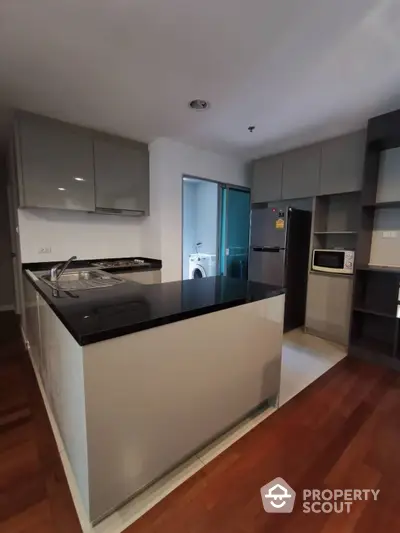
[50, 256, 77, 282]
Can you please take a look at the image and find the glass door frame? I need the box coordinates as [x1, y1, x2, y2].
[181, 174, 223, 280]
[218, 184, 251, 276]
[181, 174, 251, 279]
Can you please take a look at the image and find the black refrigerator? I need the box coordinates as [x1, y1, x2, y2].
[248, 205, 312, 332]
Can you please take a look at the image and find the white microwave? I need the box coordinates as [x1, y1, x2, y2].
[312, 249, 355, 275]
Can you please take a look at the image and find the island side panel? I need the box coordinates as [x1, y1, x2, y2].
[35, 295, 90, 515]
[83, 294, 284, 522]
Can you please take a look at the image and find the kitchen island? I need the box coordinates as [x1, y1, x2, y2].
[23, 269, 285, 524]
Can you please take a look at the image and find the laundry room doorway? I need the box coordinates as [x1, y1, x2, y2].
[182, 176, 250, 281]
[182, 176, 219, 280]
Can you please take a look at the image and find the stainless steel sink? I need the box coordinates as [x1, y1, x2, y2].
[40, 269, 126, 291]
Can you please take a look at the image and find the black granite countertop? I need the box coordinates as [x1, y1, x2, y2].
[23, 256, 162, 274]
[24, 269, 284, 346]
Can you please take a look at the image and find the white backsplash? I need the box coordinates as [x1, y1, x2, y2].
[18, 208, 144, 263]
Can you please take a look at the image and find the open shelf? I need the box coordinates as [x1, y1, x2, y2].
[353, 269, 399, 317]
[357, 265, 400, 274]
[312, 193, 360, 251]
[314, 231, 357, 235]
[350, 336, 394, 359]
[362, 201, 400, 208]
[353, 307, 395, 319]
[350, 311, 397, 359]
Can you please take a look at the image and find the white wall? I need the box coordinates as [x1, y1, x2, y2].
[182, 179, 219, 279]
[370, 207, 400, 267]
[370, 148, 400, 267]
[182, 181, 197, 279]
[196, 180, 219, 256]
[18, 208, 144, 263]
[143, 138, 248, 282]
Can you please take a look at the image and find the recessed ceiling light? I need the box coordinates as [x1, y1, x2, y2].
[189, 99, 210, 111]
[74, 176, 85, 182]
[58, 187, 66, 191]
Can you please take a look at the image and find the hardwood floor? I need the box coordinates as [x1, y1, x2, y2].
[126, 354, 400, 533]
[0, 312, 81, 533]
[1, 311, 400, 532]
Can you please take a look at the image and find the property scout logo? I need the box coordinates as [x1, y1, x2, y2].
[260, 478, 380, 514]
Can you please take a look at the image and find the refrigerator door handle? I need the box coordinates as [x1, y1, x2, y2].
[252, 246, 281, 252]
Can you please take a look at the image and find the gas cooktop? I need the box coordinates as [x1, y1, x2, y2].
[92, 259, 150, 269]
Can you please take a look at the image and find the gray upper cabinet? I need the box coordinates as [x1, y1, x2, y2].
[282, 144, 321, 200]
[16, 112, 95, 211]
[319, 130, 365, 196]
[251, 155, 283, 203]
[94, 137, 149, 215]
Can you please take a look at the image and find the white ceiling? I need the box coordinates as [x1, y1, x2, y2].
[1, 0, 400, 158]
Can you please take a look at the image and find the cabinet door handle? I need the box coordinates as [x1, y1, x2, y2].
[94, 207, 146, 216]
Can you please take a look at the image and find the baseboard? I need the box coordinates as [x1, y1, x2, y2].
[0, 304, 15, 312]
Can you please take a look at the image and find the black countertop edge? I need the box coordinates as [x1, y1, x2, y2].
[24, 271, 284, 347]
[23, 256, 162, 273]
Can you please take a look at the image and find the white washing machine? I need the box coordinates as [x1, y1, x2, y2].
[188, 254, 217, 279]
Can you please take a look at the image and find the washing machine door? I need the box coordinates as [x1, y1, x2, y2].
[191, 264, 207, 279]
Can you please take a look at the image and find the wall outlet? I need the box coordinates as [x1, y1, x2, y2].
[382, 231, 397, 239]
[39, 247, 52, 254]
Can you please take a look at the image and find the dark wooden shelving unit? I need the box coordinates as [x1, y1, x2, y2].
[348, 109, 400, 371]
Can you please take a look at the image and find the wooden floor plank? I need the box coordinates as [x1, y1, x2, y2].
[126, 357, 400, 533]
[0, 312, 81, 533]
[1, 310, 400, 533]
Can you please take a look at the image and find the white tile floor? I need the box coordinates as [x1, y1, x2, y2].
[37, 329, 347, 533]
[279, 328, 347, 406]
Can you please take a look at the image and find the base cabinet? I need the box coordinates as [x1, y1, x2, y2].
[23, 277, 41, 371]
[117, 270, 161, 284]
[305, 273, 353, 345]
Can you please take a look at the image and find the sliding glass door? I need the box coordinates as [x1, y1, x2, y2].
[219, 186, 251, 279]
